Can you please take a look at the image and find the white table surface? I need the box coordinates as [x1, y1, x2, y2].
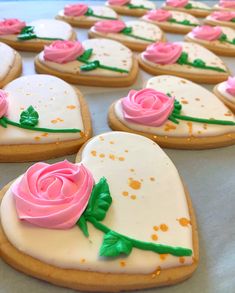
[0, 1, 235, 293]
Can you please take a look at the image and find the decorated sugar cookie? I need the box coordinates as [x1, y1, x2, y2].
[213, 1, 235, 11]
[88, 20, 165, 52]
[0, 74, 92, 162]
[0, 131, 198, 291]
[204, 11, 235, 29]
[108, 76, 235, 149]
[56, 3, 119, 28]
[162, 0, 212, 17]
[142, 9, 200, 34]
[185, 25, 235, 57]
[214, 76, 235, 112]
[0, 18, 76, 52]
[0, 42, 22, 88]
[35, 39, 138, 87]
[106, 0, 156, 17]
[138, 41, 230, 84]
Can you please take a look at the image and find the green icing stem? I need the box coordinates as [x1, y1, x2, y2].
[184, 3, 211, 11]
[126, 4, 151, 10]
[121, 31, 156, 42]
[1, 117, 81, 133]
[87, 216, 192, 257]
[168, 18, 197, 27]
[85, 7, 117, 20]
[172, 114, 235, 126]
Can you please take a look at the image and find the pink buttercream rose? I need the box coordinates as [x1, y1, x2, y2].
[219, 1, 235, 8]
[108, 0, 130, 5]
[0, 90, 8, 118]
[166, 0, 188, 8]
[94, 20, 126, 33]
[44, 40, 85, 64]
[211, 11, 235, 21]
[191, 25, 222, 41]
[226, 76, 235, 96]
[143, 42, 182, 65]
[12, 160, 94, 229]
[121, 89, 175, 127]
[144, 9, 172, 22]
[0, 18, 26, 35]
[64, 4, 88, 17]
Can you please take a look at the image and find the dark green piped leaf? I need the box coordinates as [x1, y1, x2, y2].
[85, 7, 93, 16]
[84, 177, 112, 221]
[177, 52, 188, 64]
[79, 48, 93, 61]
[100, 231, 133, 257]
[18, 26, 37, 40]
[193, 58, 205, 67]
[185, 3, 193, 9]
[0, 118, 7, 128]
[20, 106, 39, 126]
[121, 27, 132, 34]
[77, 215, 89, 237]
[232, 18, 235, 23]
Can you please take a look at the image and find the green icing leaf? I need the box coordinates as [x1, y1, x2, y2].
[193, 58, 205, 67]
[121, 27, 132, 34]
[100, 231, 133, 257]
[85, 7, 93, 16]
[0, 118, 7, 128]
[18, 26, 37, 40]
[84, 177, 112, 221]
[78, 48, 93, 61]
[20, 105, 39, 126]
[77, 215, 89, 237]
[126, 4, 150, 10]
[219, 33, 227, 42]
[177, 52, 188, 64]
[185, 3, 193, 9]
[231, 18, 235, 23]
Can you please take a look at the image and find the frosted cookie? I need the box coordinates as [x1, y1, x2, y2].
[0, 18, 76, 52]
[106, 0, 156, 17]
[185, 25, 235, 57]
[142, 9, 200, 34]
[214, 76, 235, 112]
[138, 41, 230, 84]
[162, 0, 212, 17]
[56, 3, 119, 28]
[0, 75, 92, 162]
[0, 131, 199, 291]
[35, 39, 138, 87]
[108, 76, 235, 149]
[0, 42, 22, 88]
[213, 1, 235, 11]
[204, 11, 235, 29]
[88, 20, 165, 52]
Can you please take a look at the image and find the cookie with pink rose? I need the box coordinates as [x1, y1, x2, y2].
[138, 41, 230, 84]
[88, 20, 165, 52]
[106, 0, 156, 16]
[0, 18, 76, 52]
[0, 131, 199, 291]
[162, 0, 212, 17]
[213, 1, 235, 12]
[108, 75, 235, 149]
[34, 39, 138, 87]
[204, 11, 235, 29]
[0, 74, 92, 162]
[185, 25, 235, 57]
[56, 3, 119, 28]
[142, 9, 200, 34]
[0, 42, 22, 88]
[214, 76, 235, 112]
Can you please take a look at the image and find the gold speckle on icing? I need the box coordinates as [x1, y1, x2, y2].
[122, 191, 129, 197]
[153, 225, 159, 231]
[99, 136, 104, 141]
[130, 195, 136, 200]
[159, 254, 168, 261]
[150, 177, 155, 181]
[120, 261, 126, 267]
[80, 258, 86, 264]
[179, 257, 185, 264]
[128, 178, 141, 190]
[67, 105, 76, 110]
[164, 123, 176, 132]
[203, 124, 208, 130]
[130, 168, 135, 172]
[20, 106, 24, 110]
[99, 153, 105, 158]
[160, 224, 169, 232]
[41, 133, 48, 137]
[109, 154, 115, 160]
[195, 98, 200, 101]
[177, 217, 191, 227]
[125, 149, 128, 153]
[91, 150, 97, 157]
[34, 136, 40, 141]
[119, 157, 125, 161]
[187, 122, 193, 136]
[224, 111, 232, 117]
[109, 141, 114, 144]
[151, 234, 158, 241]
[151, 266, 161, 278]
[181, 100, 188, 104]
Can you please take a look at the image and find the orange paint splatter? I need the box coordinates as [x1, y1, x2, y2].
[177, 217, 191, 227]
[179, 257, 185, 264]
[160, 224, 169, 232]
[67, 105, 76, 110]
[151, 234, 158, 241]
[128, 178, 141, 190]
[91, 150, 97, 157]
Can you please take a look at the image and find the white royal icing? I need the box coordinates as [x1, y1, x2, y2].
[187, 26, 235, 49]
[58, 6, 118, 21]
[163, 0, 211, 10]
[38, 39, 133, 77]
[91, 20, 163, 44]
[114, 75, 235, 137]
[141, 42, 228, 75]
[129, 0, 156, 10]
[0, 75, 84, 145]
[217, 81, 235, 103]
[143, 10, 200, 29]
[213, 4, 235, 11]
[1, 132, 194, 274]
[0, 42, 15, 80]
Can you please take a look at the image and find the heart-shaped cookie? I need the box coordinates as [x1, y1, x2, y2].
[138, 41, 230, 84]
[88, 20, 165, 51]
[0, 131, 198, 291]
[56, 3, 119, 28]
[0, 42, 22, 88]
[0, 19, 76, 52]
[204, 11, 235, 29]
[108, 75, 235, 149]
[35, 39, 138, 87]
[106, 0, 156, 17]
[0, 74, 92, 162]
[162, 0, 212, 17]
[142, 9, 200, 34]
[185, 25, 235, 57]
[214, 76, 235, 112]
